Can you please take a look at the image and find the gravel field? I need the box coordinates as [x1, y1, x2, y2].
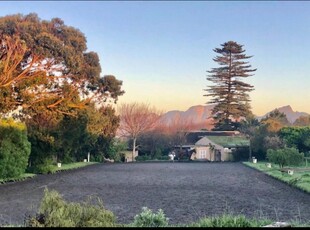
[0, 162, 309, 226]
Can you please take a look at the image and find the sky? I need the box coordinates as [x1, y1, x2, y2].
[1, 1, 310, 116]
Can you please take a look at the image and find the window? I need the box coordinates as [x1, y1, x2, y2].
[200, 149, 207, 159]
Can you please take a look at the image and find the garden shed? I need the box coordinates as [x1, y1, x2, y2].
[192, 135, 250, 161]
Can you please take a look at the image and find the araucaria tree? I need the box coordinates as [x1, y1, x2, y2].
[204, 41, 256, 131]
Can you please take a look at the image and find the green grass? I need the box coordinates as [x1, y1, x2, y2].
[186, 214, 273, 227]
[0, 162, 98, 184]
[50, 161, 98, 173]
[243, 161, 310, 193]
[0, 173, 36, 184]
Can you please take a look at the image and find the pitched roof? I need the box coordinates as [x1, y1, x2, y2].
[195, 136, 250, 148]
[185, 130, 240, 145]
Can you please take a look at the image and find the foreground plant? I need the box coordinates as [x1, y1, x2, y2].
[187, 214, 272, 227]
[129, 207, 169, 227]
[25, 188, 118, 227]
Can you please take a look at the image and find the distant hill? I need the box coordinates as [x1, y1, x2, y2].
[160, 104, 215, 130]
[160, 105, 309, 128]
[257, 105, 310, 124]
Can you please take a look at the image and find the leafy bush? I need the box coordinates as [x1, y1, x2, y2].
[189, 214, 271, 227]
[155, 155, 170, 161]
[25, 188, 117, 227]
[27, 158, 55, 174]
[0, 119, 31, 179]
[107, 139, 127, 162]
[130, 207, 169, 227]
[135, 155, 152, 161]
[231, 147, 249, 161]
[267, 147, 304, 168]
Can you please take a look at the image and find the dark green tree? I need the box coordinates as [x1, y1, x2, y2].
[266, 147, 304, 168]
[279, 126, 310, 154]
[204, 41, 256, 131]
[238, 114, 260, 160]
[0, 119, 31, 179]
[137, 130, 171, 159]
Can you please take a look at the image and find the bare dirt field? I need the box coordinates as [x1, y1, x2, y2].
[0, 162, 309, 226]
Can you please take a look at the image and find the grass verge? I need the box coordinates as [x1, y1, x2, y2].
[243, 161, 310, 193]
[0, 173, 36, 184]
[0, 162, 98, 184]
[50, 161, 99, 173]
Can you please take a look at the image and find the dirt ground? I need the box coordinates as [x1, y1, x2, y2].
[0, 162, 309, 226]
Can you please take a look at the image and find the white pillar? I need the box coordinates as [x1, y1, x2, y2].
[87, 152, 90, 162]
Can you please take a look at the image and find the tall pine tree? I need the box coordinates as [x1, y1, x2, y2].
[204, 41, 256, 131]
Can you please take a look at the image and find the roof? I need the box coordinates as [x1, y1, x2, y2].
[185, 130, 241, 145]
[196, 136, 250, 148]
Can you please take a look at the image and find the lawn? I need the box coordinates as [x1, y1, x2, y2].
[243, 161, 310, 193]
[0, 173, 36, 184]
[50, 161, 98, 173]
[0, 162, 98, 184]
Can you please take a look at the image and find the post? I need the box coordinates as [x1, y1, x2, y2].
[87, 152, 90, 162]
[248, 138, 252, 161]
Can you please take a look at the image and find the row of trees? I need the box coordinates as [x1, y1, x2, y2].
[117, 102, 310, 163]
[0, 13, 125, 177]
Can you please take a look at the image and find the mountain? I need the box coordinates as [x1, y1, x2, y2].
[160, 104, 215, 130]
[161, 105, 310, 128]
[257, 105, 310, 124]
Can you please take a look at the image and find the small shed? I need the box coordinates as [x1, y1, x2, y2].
[122, 150, 138, 162]
[192, 136, 250, 161]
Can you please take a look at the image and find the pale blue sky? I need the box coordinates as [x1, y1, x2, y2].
[1, 1, 310, 115]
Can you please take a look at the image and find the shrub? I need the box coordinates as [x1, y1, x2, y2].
[25, 188, 117, 227]
[135, 155, 152, 161]
[267, 147, 304, 168]
[28, 158, 55, 174]
[0, 119, 31, 179]
[130, 207, 169, 227]
[189, 214, 271, 227]
[155, 155, 170, 161]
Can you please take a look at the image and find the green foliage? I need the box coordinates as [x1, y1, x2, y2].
[155, 155, 170, 160]
[135, 155, 152, 161]
[267, 147, 304, 168]
[107, 138, 127, 162]
[279, 126, 310, 153]
[189, 214, 271, 227]
[0, 119, 31, 179]
[250, 124, 279, 160]
[25, 188, 117, 227]
[138, 131, 171, 158]
[243, 162, 310, 193]
[29, 158, 55, 174]
[231, 147, 249, 161]
[130, 207, 169, 227]
[263, 135, 285, 150]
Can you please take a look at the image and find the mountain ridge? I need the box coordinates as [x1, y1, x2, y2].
[160, 104, 309, 129]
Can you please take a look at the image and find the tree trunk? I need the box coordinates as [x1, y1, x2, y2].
[248, 139, 252, 161]
[132, 137, 136, 162]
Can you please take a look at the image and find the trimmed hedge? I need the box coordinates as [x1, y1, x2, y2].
[0, 119, 31, 179]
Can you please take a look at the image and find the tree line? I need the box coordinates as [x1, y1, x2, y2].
[0, 14, 309, 179]
[0, 13, 124, 177]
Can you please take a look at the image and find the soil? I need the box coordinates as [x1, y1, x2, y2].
[0, 162, 309, 226]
